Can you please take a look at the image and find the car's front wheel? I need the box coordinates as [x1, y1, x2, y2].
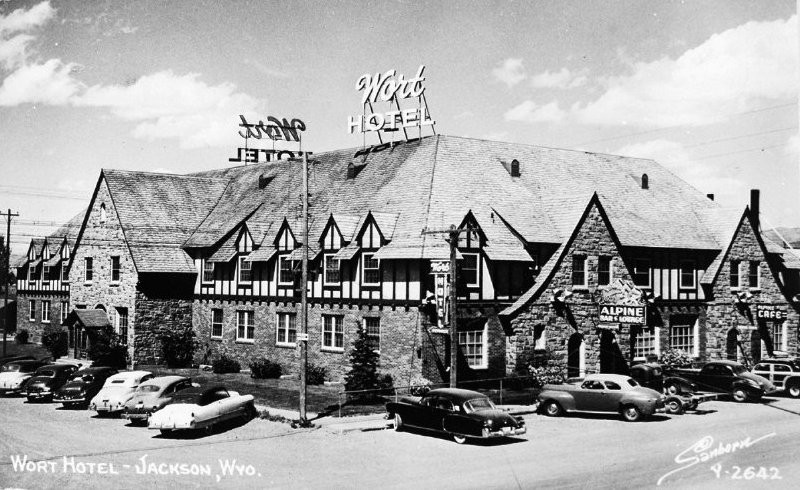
[453, 434, 467, 444]
[621, 405, 642, 422]
[786, 383, 800, 398]
[664, 383, 681, 396]
[732, 389, 748, 403]
[543, 400, 563, 417]
[393, 413, 403, 431]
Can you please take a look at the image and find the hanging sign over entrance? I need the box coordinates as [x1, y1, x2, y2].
[756, 305, 788, 321]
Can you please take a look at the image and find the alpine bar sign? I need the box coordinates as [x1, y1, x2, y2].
[599, 305, 646, 325]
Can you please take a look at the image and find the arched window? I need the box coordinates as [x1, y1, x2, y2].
[641, 174, 649, 189]
[100, 203, 108, 223]
[510, 159, 520, 177]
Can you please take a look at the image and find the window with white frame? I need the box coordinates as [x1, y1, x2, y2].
[633, 259, 651, 287]
[730, 260, 741, 287]
[278, 255, 294, 285]
[61, 262, 69, 282]
[571, 255, 587, 286]
[460, 253, 479, 287]
[598, 256, 613, 286]
[84, 257, 93, 282]
[27, 264, 34, 283]
[116, 307, 128, 345]
[111, 256, 121, 282]
[41, 301, 50, 323]
[679, 260, 695, 289]
[324, 254, 340, 285]
[236, 311, 254, 341]
[362, 253, 380, 285]
[458, 323, 488, 369]
[238, 256, 252, 283]
[61, 301, 69, 323]
[669, 316, 698, 357]
[322, 315, 344, 351]
[211, 309, 223, 338]
[202, 260, 215, 283]
[276, 312, 296, 346]
[748, 261, 760, 289]
[42, 265, 50, 282]
[29, 300, 35, 321]
[363, 317, 380, 353]
[771, 322, 786, 352]
[634, 327, 659, 359]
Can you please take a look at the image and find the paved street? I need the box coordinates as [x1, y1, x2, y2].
[2, 394, 800, 489]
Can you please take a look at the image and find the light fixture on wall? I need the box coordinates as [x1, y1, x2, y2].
[733, 290, 753, 305]
[551, 288, 573, 305]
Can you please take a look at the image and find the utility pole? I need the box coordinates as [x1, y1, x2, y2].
[298, 148, 309, 423]
[422, 224, 463, 388]
[2, 209, 20, 358]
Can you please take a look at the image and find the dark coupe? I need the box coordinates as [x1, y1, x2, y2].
[386, 388, 526, 444]
[53, 367, 119, 407]
[25, 364, 80, 402]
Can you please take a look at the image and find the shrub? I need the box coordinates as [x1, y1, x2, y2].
[250, 358, 282, 379]
[14, 329, 29, 345]
[306, 363, 326, 385]
[87, 329, 128, 368]
[659, 349, 693, 368]
[160, 328, 196, 368]
[41, 325, 68, 358]
[527, 364, 566, 389]
[212, 355, 241, 374]
[408, 374, 432, 396]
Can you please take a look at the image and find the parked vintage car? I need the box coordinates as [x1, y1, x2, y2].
[25, 363, 80, 402]
[537, 374, 665, 422]
[53, 367, 119, 407]
[665, 360, 778, 402]
[385, 388, 526, 444]
[123, 376, 195, 424]
[630, 362, 698, 394]
[0, 360, 49, 395]
[751, 358, 800, 398]
[89, 371, 153, 416]
[147, 385, 256, 434]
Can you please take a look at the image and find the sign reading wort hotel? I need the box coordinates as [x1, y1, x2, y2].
[348, 65, 435, 134]
[599, 305, 646, 325]
[229, 115, 312, 163]
[756, 305, 788, 321]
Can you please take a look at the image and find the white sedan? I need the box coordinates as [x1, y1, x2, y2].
[89, 370, 153, 416]
[148, 385, 256, 434]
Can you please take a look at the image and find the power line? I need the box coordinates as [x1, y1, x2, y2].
[682, 126, 798, 149]
[689, 142, 791, 162]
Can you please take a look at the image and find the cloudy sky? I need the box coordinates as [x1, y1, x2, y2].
[0, 0, 797, 253]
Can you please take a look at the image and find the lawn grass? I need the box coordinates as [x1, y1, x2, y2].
[0, 339, 53, 362]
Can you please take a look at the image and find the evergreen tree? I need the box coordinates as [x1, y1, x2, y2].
[344, 323, 381, 397]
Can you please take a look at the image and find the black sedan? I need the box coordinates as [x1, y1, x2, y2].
[53, 366, 119, 407]
[386, 388, 526, 444]
[25, 364, 80, 402]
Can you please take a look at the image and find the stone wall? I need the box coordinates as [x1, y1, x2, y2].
[192, 299, 424, 385]
[134, 291, 193, 364]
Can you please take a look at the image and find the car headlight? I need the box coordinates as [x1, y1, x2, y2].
[484, 419, 493, 428]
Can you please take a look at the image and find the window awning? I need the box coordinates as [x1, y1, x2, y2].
[46, 255, 63, 266]
[207, 244, 237, 263]
[245, 247, 277, 262]
[332, 243, 360, 261]
[26, 258, 42, 267]
[286, 245, 320, 261]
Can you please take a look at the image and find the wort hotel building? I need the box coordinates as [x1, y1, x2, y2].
[15, 134, 800, 384]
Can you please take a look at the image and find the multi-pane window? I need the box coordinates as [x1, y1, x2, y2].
[598, 256, 612, 286]
[730, 260, 740, 287]
[29, 300, 35, 321]
[236, 311, 254, 341]
[27, 265, 35, 282]
[84, 257, 93, 282]
[571, 255, 587, 286]
[116, 307, 128, 345]
[278, 256, 294, 285]
[748, 261, 760, 289]
[458, 325, 487, 369]
[42, 265, 50, 281]
[634, 327, 658, 359]
[324, 254, 340, 285]
[679, 260, 695, 289]
[276, 312, 297, 346]
[633, 259, 651, 287]
[460, 253, 479, 287]
[238, 256, 252, 283]
[771, 323, 785, 352]
[111, 256, 121, 282]
[60, 301, 69, 323]
[362, 253, 380, 285]
[41, 301, 50, 323]
[363, 317, 380, 353]
[670, 316, 697, 356]
[211, 309, 223, 338]
[322, 315, 344, 351]
[61, 263, 69, 282]
[202, 261, 214, 283]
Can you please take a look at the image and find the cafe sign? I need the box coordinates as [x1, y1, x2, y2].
[599, 305, 646, 325]
[756, 305, 788, 321]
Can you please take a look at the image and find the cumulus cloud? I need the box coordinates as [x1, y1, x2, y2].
[574, 15, 798, 127]
[0, 1, 54, 35]
[504, 100, 566, 123]
[530, 67, 587, 89]
[492, 58, 526, 87]
[0, 58, 82, 105]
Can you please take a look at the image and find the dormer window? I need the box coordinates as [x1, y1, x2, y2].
[510, 159, 520, 177]
[100, 203, 107, 223]
[633, 259, 651, 287]
[461, 253, 480, 287]
[61, 263, 69, 282]
[202, 260, 215, 283]
[324, 254, 341, 285]
[238, 256, 252, 284]
[641, 174, 649, 189]
[42, 265, 50, 281]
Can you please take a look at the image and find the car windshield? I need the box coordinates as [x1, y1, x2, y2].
[463, 398, 495, 413]
[2, 364, 21, 372]
[137, 384, 161, 393]
[36, 370, 56, 377]
[626, 379, 639, 387]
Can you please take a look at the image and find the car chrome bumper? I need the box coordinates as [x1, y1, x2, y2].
[54, 396, 86, 403]
[483, 426, 526, 438]
[26, 392, 52, 399]
[124, 412, 150, 421]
